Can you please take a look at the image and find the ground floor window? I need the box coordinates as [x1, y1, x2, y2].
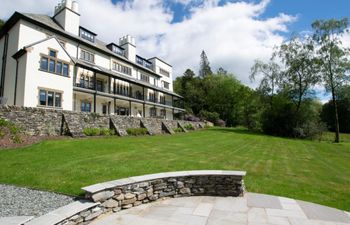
[81, 101, 92, 112]
[150, 107, 157, 117]
[115, 106, 129, 116]
[38, 89, 62, 108]
[160, 109, 166, 118]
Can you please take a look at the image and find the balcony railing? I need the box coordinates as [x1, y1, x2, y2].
[75, 82, 174, 106]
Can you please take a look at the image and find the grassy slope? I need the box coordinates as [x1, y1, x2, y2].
[0, 128, 349, 211]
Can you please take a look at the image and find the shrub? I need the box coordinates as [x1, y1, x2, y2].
[199, 110, 220, 124]
[174, 128, 183, 133]
[83, 128, 101, 136]
[184, 114, 201, 122]
[216, 119, 226, 127]
[100, 128, 111, 136]
[0, 119, 23, 143]
[126, 128, 148, 136]
[184, 124, 194, 130]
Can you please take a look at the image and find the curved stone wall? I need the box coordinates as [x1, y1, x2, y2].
[83, 170, 246, 212]
[26, 170, 246, 225]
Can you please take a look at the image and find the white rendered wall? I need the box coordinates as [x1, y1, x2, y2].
[22, 38, 73, 110]
[3, 21, 21, 105]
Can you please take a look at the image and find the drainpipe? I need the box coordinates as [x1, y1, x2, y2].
[0, 33, 9, 97]
[13, 58, 19, 105]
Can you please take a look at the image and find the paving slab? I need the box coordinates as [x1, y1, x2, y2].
[247, 193, 283, 209]
[89, 193, 350, 225]
[0, 216, 33, 225]
[297, 200, 350, 223]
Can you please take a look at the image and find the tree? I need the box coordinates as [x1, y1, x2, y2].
[321, 85, 350, 133]
[277, 36, 319, 114]
[0, 19, 4, 29]
[217, 67, 228, 75]
[312, 18, 350, 142]
[250, 59, 282, 106]
[199, 50, 212, 78]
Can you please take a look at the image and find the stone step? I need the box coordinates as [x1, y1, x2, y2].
[177, 122, 188, 133]
[110, 118, 128, 136]
[162, 122, 175, 134]
[140, 119, 153, 135]
[62, 114, 85, 137]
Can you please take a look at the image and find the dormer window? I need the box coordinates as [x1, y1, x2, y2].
[136, 56, 153, 70]
[79, 27, 96, 43]
[107, 43, 125, 57]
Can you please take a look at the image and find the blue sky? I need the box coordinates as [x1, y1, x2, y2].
[111, 0, 350, 34]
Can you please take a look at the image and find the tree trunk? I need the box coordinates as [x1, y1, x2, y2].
[331, 87, 340, 143]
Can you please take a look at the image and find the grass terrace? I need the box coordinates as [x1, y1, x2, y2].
[0, 128, 349, 211]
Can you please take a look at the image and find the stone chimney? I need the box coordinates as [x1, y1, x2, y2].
[119, 35, 136, 62]
[53, 0, 80, 36]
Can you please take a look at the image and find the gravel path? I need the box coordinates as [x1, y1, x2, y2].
[0, 184, 75, 217]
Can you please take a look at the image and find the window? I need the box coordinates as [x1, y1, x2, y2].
[136, 56, 153, 70]
[55, 93, 62, 107]
[148, 92, 156, 102]
[49, 60, 56, 73]
[39, 49, 70, 77]
[63, 64, 69, 76]
[80, 28, 96, 43]
[81, 101, 92, 112]
[80, 49, 95, 63]
[39, 90, 46, 106]
[112, 61, 132, 76]
[162, 81, 170, 90]
[49, 50, 57, 57]
[160, 68, 170, 77]
[47, 91, 54, 106]
[150, 107, 157, 117]
[140, 74, 150, 83]
[38, 89, 62, 108]
[160, 96, 165, 104]
[56, 62, 62, 74]
[40, 57, 48, 70]
[160, 109, 166, 117]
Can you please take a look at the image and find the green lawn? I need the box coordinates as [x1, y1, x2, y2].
[0, 128, 349, 211]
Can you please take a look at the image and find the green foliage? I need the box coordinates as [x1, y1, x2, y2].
[321, 86, 350, 133]
[174, 128, 183, 133]
[126, 128, 148, 136]
[184, 124, 194, 130]
[0, 119, 22, 143]
[0, 19, 4, 29]
[83, 128, 101, 136]
[198, 110, 220, 124]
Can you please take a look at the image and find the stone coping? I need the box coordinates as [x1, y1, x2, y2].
[82, 170, 246, 194]
[25, 200, 99, 225]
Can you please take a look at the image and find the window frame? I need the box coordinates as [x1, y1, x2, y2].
[39, 49, 70, 77]
[80, 49, 95, 64]
[38, 89, 63, 108]
[112, 61, 132, 76]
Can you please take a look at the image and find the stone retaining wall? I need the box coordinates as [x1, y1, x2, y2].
[0, 106, 205, 137]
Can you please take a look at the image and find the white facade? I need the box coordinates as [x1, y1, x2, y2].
[0, 0, 184, 120]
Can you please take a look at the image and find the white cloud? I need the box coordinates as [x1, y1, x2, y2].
[0, 0, 296, 86]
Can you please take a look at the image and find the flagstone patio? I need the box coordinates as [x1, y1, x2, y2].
[90, 193, 350, 225]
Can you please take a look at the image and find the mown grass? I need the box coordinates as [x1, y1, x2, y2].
[0, 128, 349, 211]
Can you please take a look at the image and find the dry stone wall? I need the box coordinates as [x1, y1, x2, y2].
[0, 106, 205, 137]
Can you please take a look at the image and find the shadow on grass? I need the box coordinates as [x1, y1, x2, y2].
[205, 127, 267, 137]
